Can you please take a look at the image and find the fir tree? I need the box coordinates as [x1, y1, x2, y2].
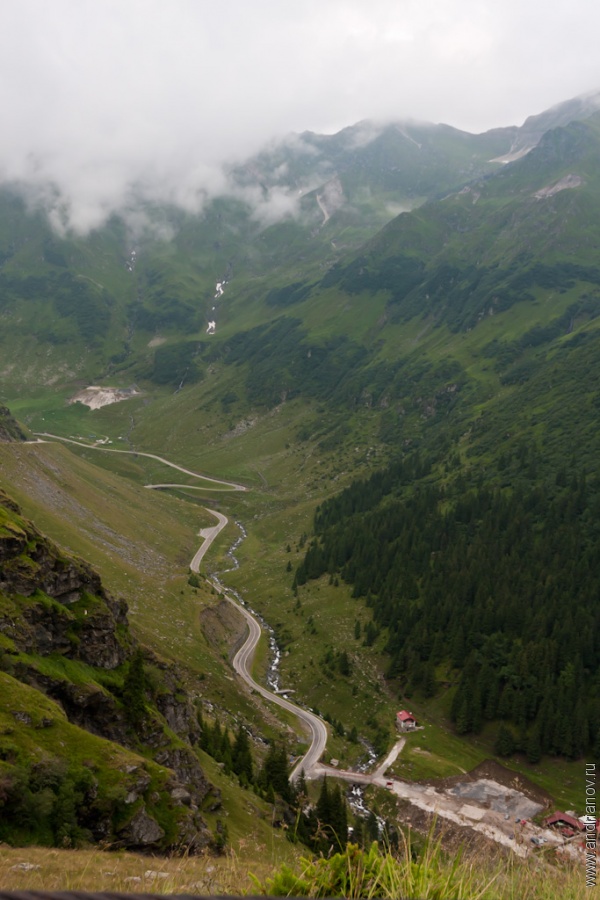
[232, 725, 254, 784]
[495, 725, 515, 757]
[526, 726, 542, 764]
[338, 650, 351, 676]
[259, 743, 291, 802]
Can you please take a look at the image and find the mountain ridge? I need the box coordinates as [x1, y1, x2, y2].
[0, 90, 598, 860]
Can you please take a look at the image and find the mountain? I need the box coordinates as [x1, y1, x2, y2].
[489, 89, 600, 162]
[0, 91, 599, 855]
[313, 115, 600, 343]
[1, 91, 598, 405]
[0, 406, 28, 442]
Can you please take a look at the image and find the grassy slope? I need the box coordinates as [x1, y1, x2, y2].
[0, 672, 176, 821]
[1, 116, 599, 836]
[6, 267, 593, 808]
[0, 440, 270, 737]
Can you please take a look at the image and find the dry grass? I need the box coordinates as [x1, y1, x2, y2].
[0, 825, 591, 899]
[0, 841, 282, 894]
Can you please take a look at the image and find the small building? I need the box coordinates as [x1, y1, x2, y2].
[544, 811, 585, 836]
[396, 710, 417, 732]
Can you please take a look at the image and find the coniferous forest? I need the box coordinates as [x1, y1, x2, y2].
[295, 450, 600, 760]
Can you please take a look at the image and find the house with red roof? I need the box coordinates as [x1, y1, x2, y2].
[544, 811, 585, 837]
[396, 710, 417, 731]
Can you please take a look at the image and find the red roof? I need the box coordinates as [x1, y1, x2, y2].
[544, 812, 584, 831]
[397, 710, 416, 722]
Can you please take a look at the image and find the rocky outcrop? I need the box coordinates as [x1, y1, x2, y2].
[151, 658, 202, 743]
[0, 495, 130, 668]
[1, 572, 130, 671]
[119, 805, 166, 847]
[0, 406, 28, 442]
[0, 511, 106, 603]
[0, 491, 214, 853]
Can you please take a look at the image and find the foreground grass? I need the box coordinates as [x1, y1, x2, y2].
[0, 844, 274, 895]
[1, 835, 587, 899]
[255, 837, 587, 900]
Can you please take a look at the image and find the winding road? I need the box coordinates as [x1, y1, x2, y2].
[29, 433, 550, 854]
[188, 507, 327, 780]
[34, 433, 247, 491]
[227, 594, 328, 782]
[35, 432, 326, 779]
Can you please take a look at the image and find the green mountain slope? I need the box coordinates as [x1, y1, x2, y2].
[346, 114, 600, 332]
[0, 487, 216, 851]
[1, 92, 600, 828]
[1, 92, 598, 407]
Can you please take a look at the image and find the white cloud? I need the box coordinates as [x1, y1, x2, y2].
[0, 0, 598, 233]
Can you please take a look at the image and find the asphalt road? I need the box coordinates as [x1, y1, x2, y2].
[34, 433, 327, 779]
[222, 590, 328, 781]
[189, 509, 228, 572]
[187, 510, 328, 779]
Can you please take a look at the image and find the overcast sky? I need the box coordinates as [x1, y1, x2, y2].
[1, 0, 599, 232]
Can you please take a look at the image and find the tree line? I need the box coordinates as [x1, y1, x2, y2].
[295, 453, 600, 759]
[198, 714, 396, 853]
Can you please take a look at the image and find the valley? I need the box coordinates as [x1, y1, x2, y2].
[1, 426, 564, 862]
[0, 90, 599, 894]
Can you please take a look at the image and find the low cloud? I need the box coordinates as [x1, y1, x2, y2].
[1, 0, 598, 235]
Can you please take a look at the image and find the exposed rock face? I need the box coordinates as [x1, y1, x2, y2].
[22, 671, 131, 745]
[154, 746, 210, 798]
[0, 491, 214, 853]
[119, 806, 166, 847]
[152, 659, 202, 743]
[0, 514, 131, 670]
[0, 514, 105, 602]
[0, 406, 27, 442]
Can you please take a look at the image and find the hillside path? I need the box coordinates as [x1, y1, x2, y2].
[34, 432, 326, 779]
[34, 433, 247, 491]
[27, 434, 553, 853]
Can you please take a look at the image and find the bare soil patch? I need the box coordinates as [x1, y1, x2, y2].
[427, 759, 552, 810]
[69, 386, 140, 410]
[200, 599, 246, 654]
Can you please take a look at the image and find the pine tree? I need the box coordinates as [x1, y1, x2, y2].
[422, 662, 436, 697]
[495, 725, 515, 757]
[259, 743, 291, 802]
[232, 725, 253, 784]
[328, 783, 348, 850]
[338, 650, 351, 676]
[316, 775, 331, 826]
[296, 768, 308, 802]
[526, 726, 541, 764]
